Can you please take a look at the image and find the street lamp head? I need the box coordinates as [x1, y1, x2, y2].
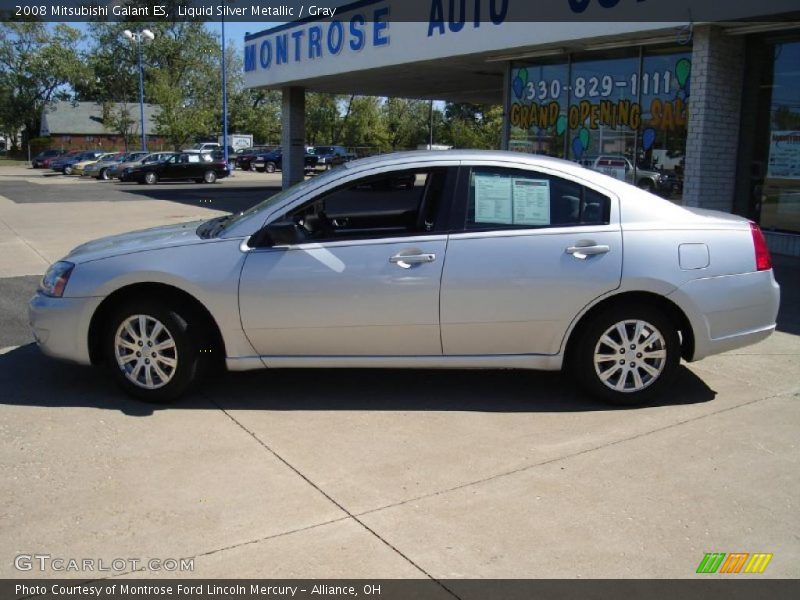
[122, 29, 134, 41]
[142, 29, 155, 41]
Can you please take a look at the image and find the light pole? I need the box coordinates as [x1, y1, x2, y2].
[122, 28, 155, 152]
[221, 9, 230, 172]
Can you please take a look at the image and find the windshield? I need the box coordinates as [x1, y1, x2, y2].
[199, 168, 347, 238]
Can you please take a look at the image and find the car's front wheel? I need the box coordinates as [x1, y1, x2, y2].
[99, 168, 109, 180]
[64, 166, 73, 175]
[572, 304, 680, 405]
[104, 301, 207, 402]
[265, 162, 276, 173]
[203, 170, 217, 184]
[144, 171, 158, 185]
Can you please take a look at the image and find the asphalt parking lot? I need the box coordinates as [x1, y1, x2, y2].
[0, 166, 798, 581]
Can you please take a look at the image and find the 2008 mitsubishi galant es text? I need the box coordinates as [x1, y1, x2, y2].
[29, 151, 780, 405]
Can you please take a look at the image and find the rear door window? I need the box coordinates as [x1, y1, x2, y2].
[464, 167, 610, 230]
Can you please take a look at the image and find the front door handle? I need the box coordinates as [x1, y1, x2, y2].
[389, 253, 436, 268]
[566, 244, 610, 260]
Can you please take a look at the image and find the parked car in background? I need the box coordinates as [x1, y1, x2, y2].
[49, 151, 82, 172]
[185, 142, 221, 153]
[83, 153, 130, 180]
[125, 152, 229, 184]
[72, 153, 117, 176]
[32, 149, 65, 169]
[235, 146, 274, 171]
[251, 147, 318, 173]
[581, 155, 672, 196]
[310, 145, 356, 170]
[56, 150, 107, 175]
[29, 151, 779, 404]
[114, 152, 173, 181]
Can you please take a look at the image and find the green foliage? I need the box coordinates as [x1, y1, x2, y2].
[0, 22, 86, 142]
[1, 16, 503, 153]
[441, 103, 503, 149]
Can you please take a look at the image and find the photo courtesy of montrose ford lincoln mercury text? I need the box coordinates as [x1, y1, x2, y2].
[29, 151, 780, 404]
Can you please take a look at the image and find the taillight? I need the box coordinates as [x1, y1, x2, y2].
[750, 222, 772, 271]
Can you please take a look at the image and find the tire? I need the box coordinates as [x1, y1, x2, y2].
[637, 179, 655, 193]
[104, 300, 209, 402]
[570, 304, 680, 406]
[64, 166, 73, 175]
[203, 170, 217, 184]
[144, 171, 158, 185]
[248, 162, 257, 172]
[100, 169, 109, 180]
[265, 162, 276, 173]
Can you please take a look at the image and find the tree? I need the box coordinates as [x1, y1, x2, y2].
[306, 93, 341, 145]
[0, 22, 86, 145]
[102, 102, 138, 152]
[382, 98, 432, 150]
[340, 96, 390, 151]
[442, 102, 503, 149]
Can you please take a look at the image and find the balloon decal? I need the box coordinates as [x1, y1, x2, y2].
[572, 137, 585, 160]
[675, 58, 691, 89]
[675, 58, 691, 99]
[642, 127, 656, 151]
[556, 114, 567, 136]
[512, 68, 528, 100]
[579, 127, 590, 150]
[572, 127, 590, 160]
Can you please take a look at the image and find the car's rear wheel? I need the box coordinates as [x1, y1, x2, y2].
[64, 166, 73, 175]
[203, 170, 217, 184]
[265, 162, 276, 173]
[144, 171, 158, 185]
[99, 168, 109, 180]
[104, 301, 207, 402]
[571, 304, 680, 405]
[248, 162, 257, 172]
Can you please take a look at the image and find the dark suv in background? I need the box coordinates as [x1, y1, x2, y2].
[235, 146, 274, 171]
[251, 147, 318, 173]
[310, 145, 356, 170]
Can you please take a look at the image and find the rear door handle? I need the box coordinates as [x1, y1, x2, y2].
[389, 253, 436, 268]
[566, 244, 610, 259]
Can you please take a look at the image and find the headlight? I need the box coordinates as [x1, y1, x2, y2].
[40, 261, 75, 298]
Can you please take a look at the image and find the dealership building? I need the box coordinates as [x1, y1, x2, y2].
[243, 0, 800, 255]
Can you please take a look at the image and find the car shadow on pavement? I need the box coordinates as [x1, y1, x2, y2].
[118, 184, 279, 214]
[0, 344, 715, 416]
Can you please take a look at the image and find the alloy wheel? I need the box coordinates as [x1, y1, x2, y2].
[114, 315, 178, 390]
[593, 319, 667, 393]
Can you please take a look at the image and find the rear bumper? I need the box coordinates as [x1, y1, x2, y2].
[28, 293, 103, 365]
[667, 270, 780, 361]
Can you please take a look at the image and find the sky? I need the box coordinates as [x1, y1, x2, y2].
[72, 21, 276, 55]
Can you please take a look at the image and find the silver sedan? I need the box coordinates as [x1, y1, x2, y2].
[29, 151, 780, 404]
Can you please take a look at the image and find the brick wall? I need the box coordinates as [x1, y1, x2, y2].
[44, 135, 171, 152]
[682, 26, 746, 211]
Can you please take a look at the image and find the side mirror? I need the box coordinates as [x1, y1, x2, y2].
[250, 221, 305, 247]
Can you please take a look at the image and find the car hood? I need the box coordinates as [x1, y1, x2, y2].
[66, 220, 206, 263]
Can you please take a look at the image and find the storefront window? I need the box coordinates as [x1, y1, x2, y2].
[508, 46, 691, 201]
[762, 41, 800, 233]
[509, 62, 568, 156]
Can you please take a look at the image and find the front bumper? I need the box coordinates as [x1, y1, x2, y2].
[29, 292, 103, 365]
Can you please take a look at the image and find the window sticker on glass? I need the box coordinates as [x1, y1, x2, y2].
[474, 174, 512, 224]
[512, 178, 550, 225]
